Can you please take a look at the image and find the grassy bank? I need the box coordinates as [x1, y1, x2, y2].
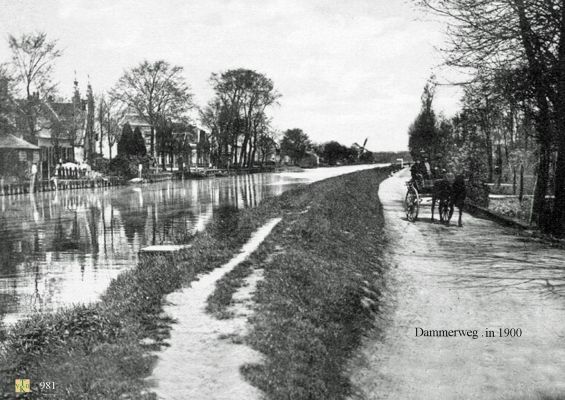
[208, 167, 394, 399]
[0, 202, 280, 399]
[0, 165, 395, 399]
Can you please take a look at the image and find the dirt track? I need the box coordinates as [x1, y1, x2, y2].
[349, 168, 565, 400]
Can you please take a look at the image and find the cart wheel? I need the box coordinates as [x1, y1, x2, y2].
[439, 199, 450, 222]
[405, 186, 419, 222]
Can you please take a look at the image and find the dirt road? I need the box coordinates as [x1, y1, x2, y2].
[349, 169, 565, 400]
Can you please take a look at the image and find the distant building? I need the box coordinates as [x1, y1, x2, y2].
[0, 133, 40, 183]
[298, 152, 319, 168]
[13, 79, 90, 179]
[120, 111, 211, 169]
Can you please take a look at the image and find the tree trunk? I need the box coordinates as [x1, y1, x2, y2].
[486, 130, 494, 182]
[240, 137, 248, 168]
[249, 134, 257, 168]
[515, 0, 553, 230]
[99, 126, 104, 155]
[512, 165, 517, 195]
[532, 141, 551, 227]
[150, 126, 155, 160]
[551, 0, 565, 235]
[519, 163, 524, 202]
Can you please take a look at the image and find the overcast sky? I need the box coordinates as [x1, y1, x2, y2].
[0, 0, 462, 151]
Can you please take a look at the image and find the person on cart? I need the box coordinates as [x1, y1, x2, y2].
[410, 161, 423, 190]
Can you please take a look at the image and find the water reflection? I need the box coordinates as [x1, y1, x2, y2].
[0, 165, 378, 325]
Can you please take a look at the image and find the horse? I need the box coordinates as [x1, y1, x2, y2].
[431, 174, 466, 227]
[449, 174, 466, 227]
[431, 178, 452, 224]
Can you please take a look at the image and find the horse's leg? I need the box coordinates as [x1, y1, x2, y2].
[431, 195, 436, 222]
[442, 199, 449, 224]
[458, 205, 463, 227]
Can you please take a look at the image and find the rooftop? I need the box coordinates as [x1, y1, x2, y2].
[0, 133, 40, 150]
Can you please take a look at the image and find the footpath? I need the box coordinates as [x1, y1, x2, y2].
[348, 168, 565, 399]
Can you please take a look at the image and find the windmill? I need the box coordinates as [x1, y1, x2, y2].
[353, 138, 368, 160]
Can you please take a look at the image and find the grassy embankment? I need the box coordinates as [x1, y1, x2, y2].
[0, 165, 395, 399]
[0, 204, 277, 399]
[207, 167, 394, 400]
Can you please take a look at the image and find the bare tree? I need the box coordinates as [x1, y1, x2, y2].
[98, 94, 126, 160]
[206, 69, 280, 168]
[416, 0, 565, 232]
[257, 127, 279, 166]
[8, 32, 62, 142]
[110, 60, 194, 159]
[0, 64, 16, 134]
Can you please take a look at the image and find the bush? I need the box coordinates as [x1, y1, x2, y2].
[91, 154, 111, 174]
[108, 154, 152, 179]
[117, 123, 147, 158]
[467, 178, 490, 207]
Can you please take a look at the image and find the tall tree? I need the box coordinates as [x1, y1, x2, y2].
[280, 128, 311, 164]
[132, 127, 147, 157]
[98, 94, 126, 159]
[205, 69, 280, 168]
[408, 80, 445, 162]
[416, 0, 565, 232]
[84, 82, 96, 162]
[97, 95, 107, 155]
[8, 32, 62, 142]
[256, 128, 279, 166]
[110, 60, 194, 159]
[0, 64, 16, 134]
[117, 123, 134, 156]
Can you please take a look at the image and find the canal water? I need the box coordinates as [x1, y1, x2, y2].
[0, 165, 379, 326]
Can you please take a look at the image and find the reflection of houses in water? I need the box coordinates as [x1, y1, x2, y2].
[0, 172, 300, 325]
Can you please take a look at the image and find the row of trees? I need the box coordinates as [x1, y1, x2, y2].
[1, 32, 376, 177]
[280, 128, 374, 165]
[0, 32, 281, 170]
[410, 0, 565, 235]
[200, 69, 280, 168]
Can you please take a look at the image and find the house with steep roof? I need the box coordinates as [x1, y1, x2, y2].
[13, 80, 92, 179]
[120, 110, 211, 170]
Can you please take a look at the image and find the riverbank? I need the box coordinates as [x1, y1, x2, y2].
[0, 200, 276, 398]
[0, 165, 395, 399]
[207, 167, 393, 399]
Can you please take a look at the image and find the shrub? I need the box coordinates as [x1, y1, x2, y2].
[108, 154, 151, 179]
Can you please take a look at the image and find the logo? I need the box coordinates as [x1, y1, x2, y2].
[15, 379, 31, 393]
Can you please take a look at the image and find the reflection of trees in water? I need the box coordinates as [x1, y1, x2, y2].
[210, 205, 240, 240]
[51, 214, 81, 252]
[1, 173, 298, 325]
[0, 215, 23, 275]
[155, 208, 197, 244]
[87, 205, 100, 256]
[120, 207, 149, 245]
[0, 214, 43, 274]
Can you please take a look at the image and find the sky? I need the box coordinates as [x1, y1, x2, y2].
[0, 0, 462, 152]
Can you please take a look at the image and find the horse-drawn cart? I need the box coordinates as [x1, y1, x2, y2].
[405, 177, 451, 223]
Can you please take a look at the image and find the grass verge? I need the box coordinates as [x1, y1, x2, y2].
[0, 202, 278, 399]
[1, 165, 396, 399]
[207, 167, 395, 400]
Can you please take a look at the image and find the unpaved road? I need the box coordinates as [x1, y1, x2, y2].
[349, 169, 565, 400]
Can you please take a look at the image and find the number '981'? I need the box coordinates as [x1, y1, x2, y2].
[39, 382, 56, 390]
